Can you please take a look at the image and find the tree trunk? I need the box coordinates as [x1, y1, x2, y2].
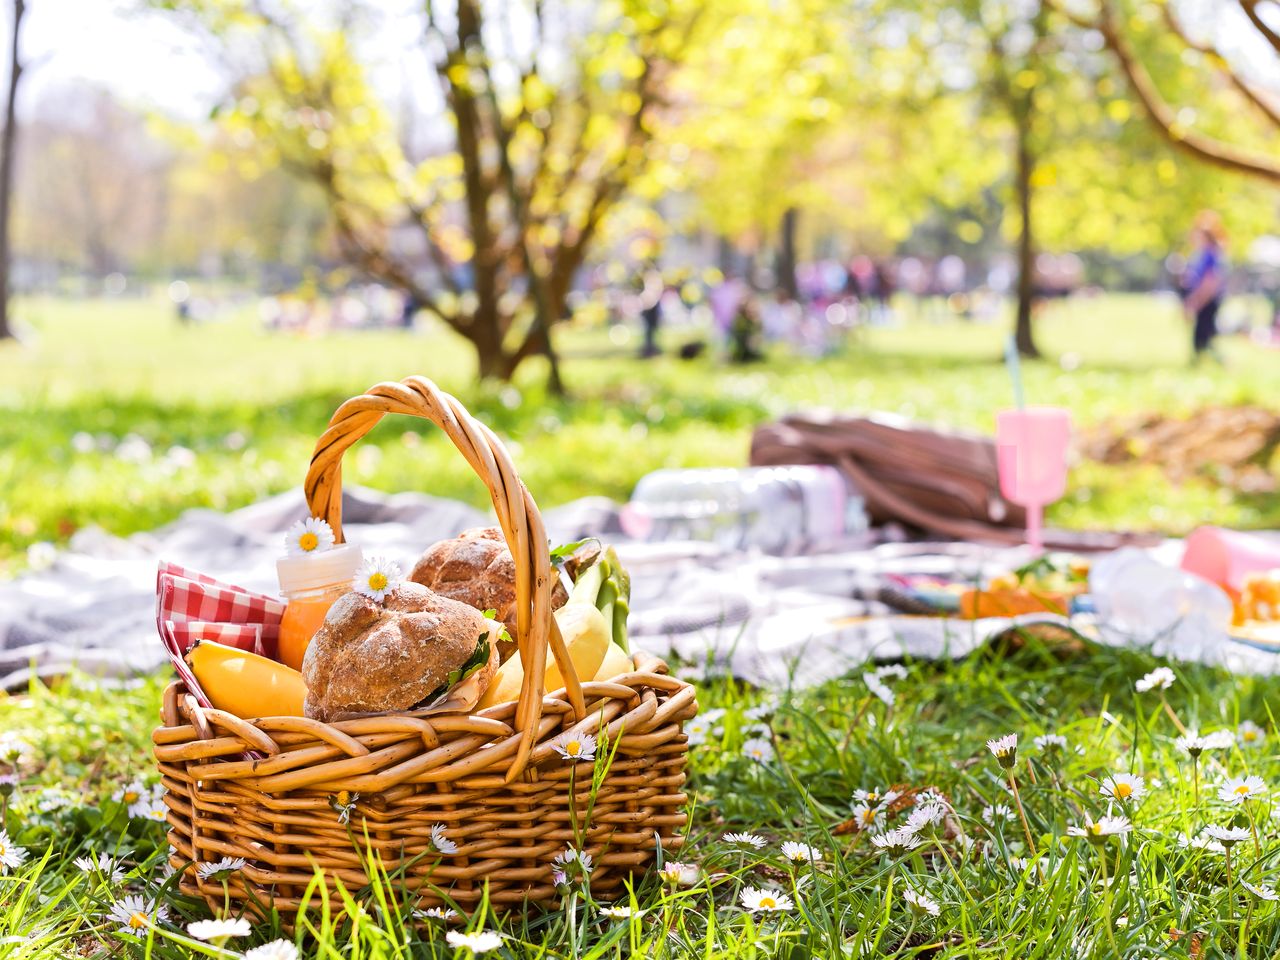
[0, 0, 24, 341]
[1013, 109, 1041, 359]
[777, 207, 799, 299]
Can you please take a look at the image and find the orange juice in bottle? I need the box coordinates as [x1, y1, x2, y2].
[277, 542, 362, 671]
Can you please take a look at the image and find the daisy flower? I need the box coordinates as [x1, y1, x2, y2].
[599, 904, 634, 918]
[1176, 832, 1225, 853]
[851, 802, 882, 831]
[0, 732, 31, 767]
[874, 664, 909, 681]
[352, 556, 402, 602]
[1244, 881, 1280, 901]
[1219, 775, 1267, 805]
[905, 800, 948, 832]
[1238, 721, 1266, 748]
[742, 737, 775, 763]
[863, 672, 895, 706]
[1033, 733, 1068, 752]
[551, 731, 597, 763]
[1067, 815, 1132, 841]
[0, 830, 27, 873]
[244, 942, 300, 960]
[74, 852, 126, 884]
[683, 716, 713, 746]
[114, 781, 152, 819]
[982, 803, 1014, 825]
[551, 867, 568, 887]
[1100, 773, 1147, 803]
[284, 516, 335, 556]
[430, 823, 459, 855]
[1176, 733, 1212, 758]
[903, 888, 940, 918]
[1134, 667, 1175, 692]
[780, 841, 822, 863]
[187, 918, 252, 941]
[659, 860, 700, 886]
[723, 831, 767, 849]
[108, 895, 168, 938]
[745, 697, 779, 720]
[986, 733, 1018, 769]
[740, 886, 794, 912]
[852, 787, 899, 807]
[445, 930, 503, 954]
[1203, 730, 1237, 749]
[552, 845, 593, 880]
[871, 827, 922, 855]
[196, 856, 246, 880]
[143, 798, 169, 823]
[1203, 824, 1251, 847]
[414, 906, 459, 921]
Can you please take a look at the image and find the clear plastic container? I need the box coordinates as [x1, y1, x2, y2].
[276, 542, 363, 670]
[620, 465, 868, 555]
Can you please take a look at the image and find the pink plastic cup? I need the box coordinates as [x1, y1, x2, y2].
[1181, 526, 1280, 594]
[996, 407, 1072, 551]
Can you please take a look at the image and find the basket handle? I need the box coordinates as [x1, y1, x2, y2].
[303, 376, 585, 782]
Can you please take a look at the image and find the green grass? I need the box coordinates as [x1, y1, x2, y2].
[2, 292, 1279, 573]
[4, 639, 1280, 957]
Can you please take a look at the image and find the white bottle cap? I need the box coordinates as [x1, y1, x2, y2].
[277, 542, 364, 596]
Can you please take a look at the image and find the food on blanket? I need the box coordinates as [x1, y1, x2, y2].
[594, 641, 634, 681]
[277, 541, 364, 671]
[478, 547, 631, 707]
[1235, 570, 1280, 626]
[186, 640, 307, 718]
[410, 526, 569, 661]
[301, 581, 499, 721]
[960, 553, 1088, 620]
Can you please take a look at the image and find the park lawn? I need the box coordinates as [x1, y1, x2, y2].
[4, 636, 1280, 956]
[2, 291, 1279, 573]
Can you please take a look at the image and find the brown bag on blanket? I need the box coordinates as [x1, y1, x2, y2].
[749, 412, 1153, 551]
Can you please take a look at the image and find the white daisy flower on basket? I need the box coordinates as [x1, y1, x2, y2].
[659, 860, 700, 886]
[1245, 881, 1280, 901]
[1238, 721, 1266, 748]
[114, 781, 152, 818]
[74, 852, 126, 884]
[0, 830, 27, 873]
[1204, 824, 1251, 847]
[1135, 667, 1176, 692]
[1100, 773, 1147, 804]
[1067, 815, 1132, 842]
[599, 904, 634, 919]
[108, 895, 168, 938]
[780, 841, 822, 863]
[723, 831, 767, 849]
[1033, 733, 1068, 752]
[414, 906, 459, 921]
[430, 823, 459, 855]
[983, 803, 1015, 825]
[742, 737, 775, 763]
[863, 672, 895, 707]
[284, 517, 335, 556]
[740, 886, 794, 912]
[445, 929, 504, 953]
[987, 733, 1018, 769]
[352, 556, 402, 602]
[244, 940, 300, 960]
[871, 827, 923, 855]
[851, 802, 882, 831]
[196, 856, 246, 880]
[903, 888, 940, 918]
[187, 918, 252, 941]
[1219, 775, 1268, 805]
[852, 787, 899, 807]
[551, 731, 597, 763]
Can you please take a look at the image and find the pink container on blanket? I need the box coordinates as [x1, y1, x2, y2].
[995, 407, 1071, 552]
[1182, 526, 1280, 595]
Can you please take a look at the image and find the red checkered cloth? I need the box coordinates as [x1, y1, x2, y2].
[155, 561, 286, 707]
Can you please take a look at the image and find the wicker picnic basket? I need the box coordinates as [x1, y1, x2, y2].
[151, 376, 698, 919]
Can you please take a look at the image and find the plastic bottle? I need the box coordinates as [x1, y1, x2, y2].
[620, 465, 868, 555]
[276, 542, 363, 670]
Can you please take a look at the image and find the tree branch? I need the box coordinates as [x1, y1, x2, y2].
[1164, 2, 1280, 128]
[1238, 0, 1280, 56]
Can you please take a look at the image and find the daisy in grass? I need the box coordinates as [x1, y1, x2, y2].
[113, 781, 152, 819]
[187, 918, 252, 942]
[852, 787, 899, 807]
[723, 831, 767, 849]
[745, 697, 780, 720]
[1202, 729, 1237, 749]
[108, 895, 168, 938]
[983, 803, 1014, 825]
[284, 517, 335, 556]
[863, 672, 895, 707]
[1204, 824, 1251, 847]
[196, 856, 246, 880]
[1238, 721, 1266, 748]
[244, 942, 300, 960]
[352, 557, 402, 602]
[1100, 774, 1147, 804]
[742, 737, 775, 763]
[551, 731, 597, 762]
[0, 732, 31, 767]
[851, 802, 883, 831]
[874, 664, 909, 681]
[904, 801, 947, 833]
[74, 852, 126, 884]
[415, 906, 459, 921]
[659, 861, 700, 886]
[0, 830, 27, 873]
[871, 827, 922, 855]
[445, 930, 503, 954]
[552, 845, 594, 878]
[1176, 732, 1214, 758]
[143, 797, 169, 823]
[1135, 667, 1176, 692]
[684, 716, 713, 747]
[599, 904, 634, 919]
[986, 733, 1018, 769]
[1245, 881, 1280, 901]
[1067, 815, 1132, 842]
[1034, 733, 1068, 752]
[780, 841, 822, 863]
[1218, 775, 1268, 805]
[430, 824, 459, 855]
[903, 889, 940, 918]
[1176, 832, 1225, 853]
[740, 887, 794, 912]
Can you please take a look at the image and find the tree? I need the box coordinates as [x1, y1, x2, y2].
[0, 0, 25, 340]
[161, 0, 704, 389]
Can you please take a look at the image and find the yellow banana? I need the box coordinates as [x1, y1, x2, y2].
[186, 640, 307, 719]
[479, 603, 611, 708]
[593, 641, 634, 682]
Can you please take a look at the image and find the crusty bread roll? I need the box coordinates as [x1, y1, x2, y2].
[302, 581, 498, 722]
[409, 526, 568, 660]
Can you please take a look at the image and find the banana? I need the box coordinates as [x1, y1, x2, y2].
[592, 641, 634, 682]
[479, 603, 611, 708]
[186, 640, 307, 719]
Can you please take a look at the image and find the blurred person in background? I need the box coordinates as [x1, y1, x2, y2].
[1182, 210, 1229, 364]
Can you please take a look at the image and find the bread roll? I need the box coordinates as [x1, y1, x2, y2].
[302, 581, 497, 722]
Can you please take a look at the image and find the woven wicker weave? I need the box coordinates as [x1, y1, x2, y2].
[152, 376, 697, 918]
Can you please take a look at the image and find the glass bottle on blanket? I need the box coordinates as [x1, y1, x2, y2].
[277, 543, 363, 670]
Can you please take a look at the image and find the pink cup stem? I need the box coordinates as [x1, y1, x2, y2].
[1025, 504, 1043, 552]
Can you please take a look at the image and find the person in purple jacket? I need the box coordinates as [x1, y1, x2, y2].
[1182, 210, 1229, 364]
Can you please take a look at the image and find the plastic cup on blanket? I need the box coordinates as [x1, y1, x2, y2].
[1181, 526, 1280, 596]
[995, 407, 1071, 552]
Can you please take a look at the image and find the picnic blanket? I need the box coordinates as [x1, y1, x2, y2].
[1, 486, 1275, 691]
